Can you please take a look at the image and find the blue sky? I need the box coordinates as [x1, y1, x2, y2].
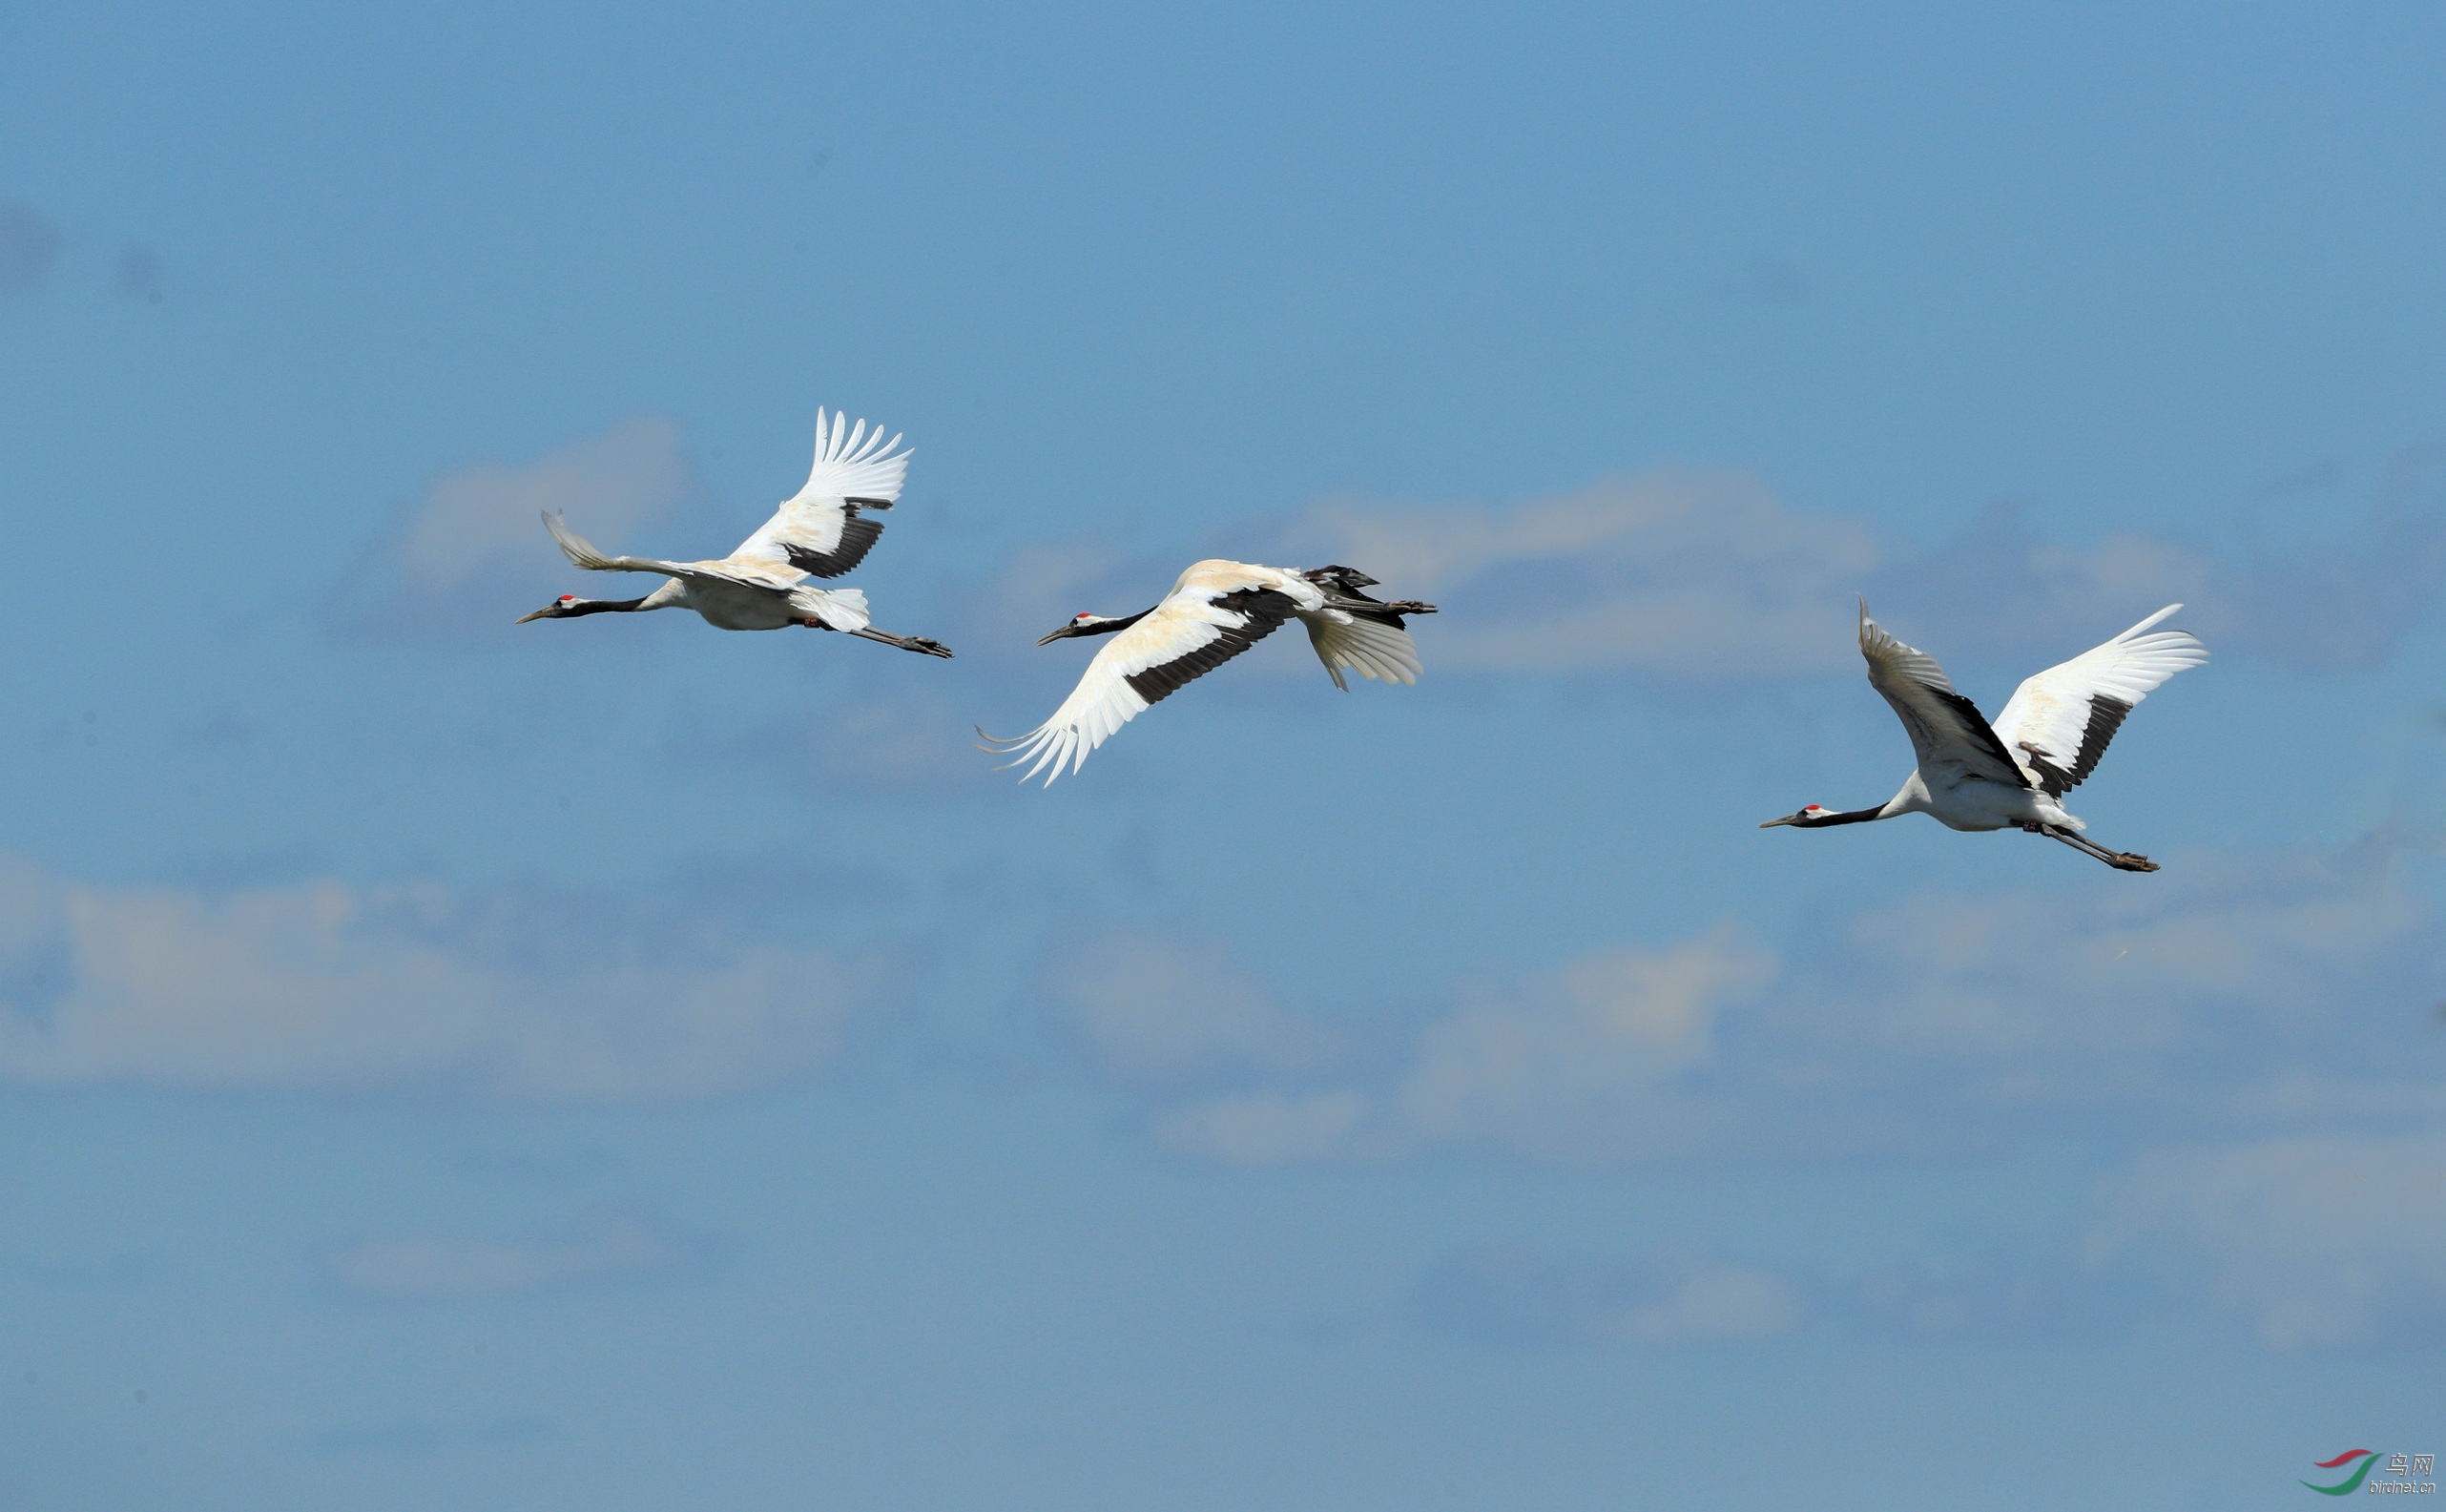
[4, 2, 2445, 1506]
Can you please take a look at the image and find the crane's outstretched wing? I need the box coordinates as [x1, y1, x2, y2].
[731, 409, 911, 578]
[544, 512, 798, 594]
[1857, 597, 2029, 792]
[1991, 605, 2207, 797]
[979, 582, 1304, 786]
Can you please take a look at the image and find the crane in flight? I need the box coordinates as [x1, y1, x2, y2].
[977, 560, 1434, 786]
[1760, 599, 2206, 870]
[516, 409, 952, 656]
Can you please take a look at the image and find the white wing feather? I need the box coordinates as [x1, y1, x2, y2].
[732, 409, 911, 568]
[1992, 605, 2207, 793]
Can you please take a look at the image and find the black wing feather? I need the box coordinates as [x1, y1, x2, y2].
[1123, 589, 1299, 705]
[2020, 694, 2133, 797]
[1931, 687, 2033, 790]
[782, 511, 884, 579]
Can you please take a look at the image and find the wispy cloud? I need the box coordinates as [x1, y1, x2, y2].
[1149, 930, 1773, 1164]
[954, 452, 2438, 715]
[1413, 1237, 2145, 1350]
[320, 1212, 713, 1303]
[1049, 931, 1342, 1084]
[1153, 1088, 1369, 1166]
[1241, 457, 2446, 682]
[1865, 487, 2446, 677]
[1127, 834, 2446, 1166]
[694, 685, 993, 798]
[1395, 933, 1772, 1156]
[1839, 1246, 2145, 1345]
[1413, 1247, 1804, 1349]
[330, 418, 699, 641]
[1278, 469, 1876, 678]
[2096, 1134, 2446, 1350]
[0, 850, 881, 1098]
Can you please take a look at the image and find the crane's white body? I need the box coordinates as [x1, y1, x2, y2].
[1764, 599, 2207, 869]
[542, 516, 874, 631]
[981, 559, 1429, 786]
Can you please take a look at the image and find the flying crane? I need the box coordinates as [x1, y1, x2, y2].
[517, 409, 952, 656]
[1760, 599, 2206, 870]
[978, 560, 1434, 786]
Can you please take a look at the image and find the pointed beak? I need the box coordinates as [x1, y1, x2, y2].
[1037, 624, 1077, 646]
[516, 606, 554, 624]
[1758, 812, 1805, 828]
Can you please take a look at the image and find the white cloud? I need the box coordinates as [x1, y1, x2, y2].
[1153, 1088, 1368, 1165]
[1413, 1248, 1805, 1348]
[701, 686, 994, 797]
[1795, 842, 2443, 1136]
[1840, 1248, 2142, 1343]
[1048, 932, 1338, 1082]
[2098, 1134, 2446, 1350]
[1117, 931, 1772, 1166]
[1122, 837, 2444, 1167]
[1282, 469, 1877, 677]
[332, 418, 697, 639]
[1599, 1264, 1804, 1343]
[321, 1213, 707, 1302]
[1397, 933, 1773, 1154]
[0, 854, 870, 1099]
[1258, 457, 2446, 680]
[1845, 504, 2216, 669]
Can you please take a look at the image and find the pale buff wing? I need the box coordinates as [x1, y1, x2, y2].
[1991, 605, 2207, 797]
[980, 570, 1310, 786]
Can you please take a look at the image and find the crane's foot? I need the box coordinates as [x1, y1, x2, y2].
[2104, 852, 2159, 872]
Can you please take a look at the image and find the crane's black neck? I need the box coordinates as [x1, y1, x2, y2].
[1795, 804, 1890, 827]
[565, 596, 649, 616]
[1078, 609, 1151, 637]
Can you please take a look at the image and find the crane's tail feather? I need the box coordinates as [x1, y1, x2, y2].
[1301, 613, 1423, 690]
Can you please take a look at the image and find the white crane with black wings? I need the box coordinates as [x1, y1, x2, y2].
[978, 560, 1435, 786]
[516, 409, 952, 655]
[1760, 599, 2206, 870]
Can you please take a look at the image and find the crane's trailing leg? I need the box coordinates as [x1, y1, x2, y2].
[2026, 822, 2157, 872]
[852, 626, 955, 657]
[799, 617, 954, 656]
